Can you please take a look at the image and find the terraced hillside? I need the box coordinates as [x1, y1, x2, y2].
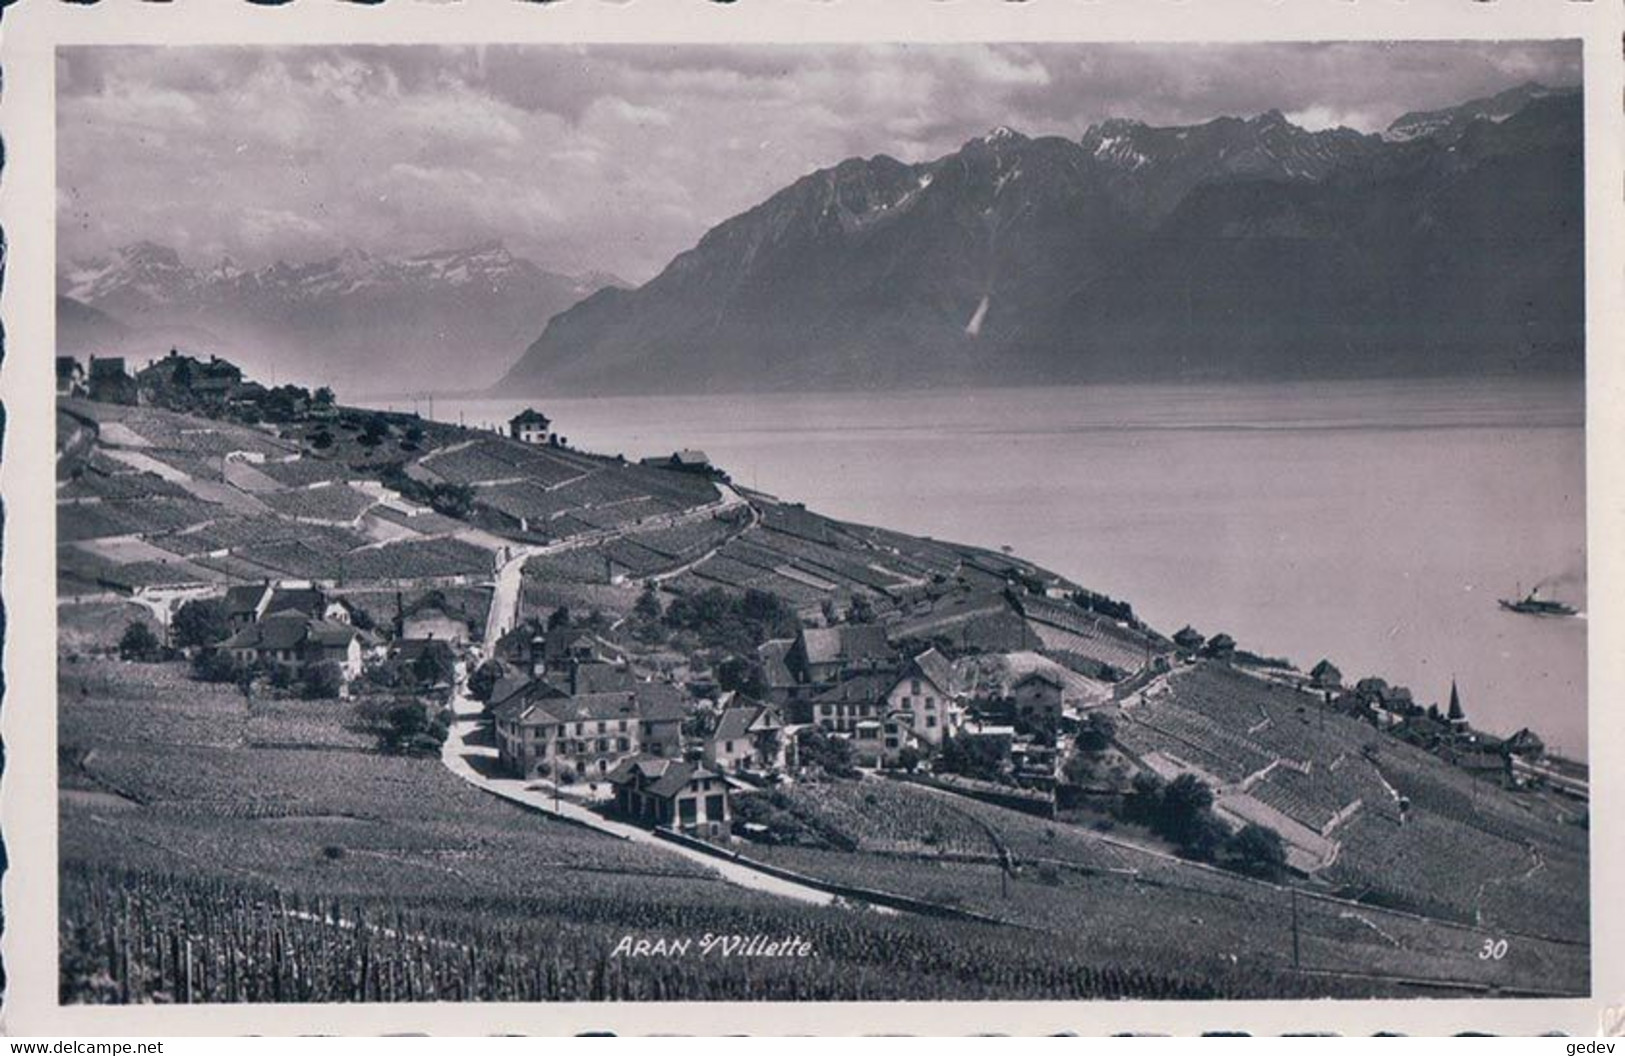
[1116, 662, 1588, 942]
[56, 399, 734, 603]
[62, 659, 1389, 1002]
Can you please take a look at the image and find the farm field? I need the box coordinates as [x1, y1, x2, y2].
[1134, 663, 1590, 945]
[57, 661, 1377, 1003]
[737, 781, 1587, 996]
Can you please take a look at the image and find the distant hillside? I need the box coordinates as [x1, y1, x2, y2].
[501, 83, 1582, 395]
[56, 295, 130, 356]
[58, 242, 627, 395]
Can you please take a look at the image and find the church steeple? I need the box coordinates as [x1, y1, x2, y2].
[1447, 678, 1467, 725]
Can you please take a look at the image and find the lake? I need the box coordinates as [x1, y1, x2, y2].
[376, 378, 1589, 758]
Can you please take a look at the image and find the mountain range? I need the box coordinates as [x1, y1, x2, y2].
[57, 242, 625, 395]
[500, 81, 1583, 396]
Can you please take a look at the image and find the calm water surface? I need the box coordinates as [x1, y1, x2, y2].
[383, 379, 1588, 757]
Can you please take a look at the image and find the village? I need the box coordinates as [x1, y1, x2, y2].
[58, 349, 1588, 889]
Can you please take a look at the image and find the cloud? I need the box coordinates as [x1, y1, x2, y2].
[57, 41, 1582, 283]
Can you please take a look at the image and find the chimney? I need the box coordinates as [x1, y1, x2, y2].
[531, 635, 546, 678]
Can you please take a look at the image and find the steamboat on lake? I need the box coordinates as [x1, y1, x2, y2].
[1499, 585, 1579, 618]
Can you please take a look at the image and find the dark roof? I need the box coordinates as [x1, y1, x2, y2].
[812, 673, 893, 704]
[904, 647, 955, 694]
[606, 756, 717, 798]
[404, 591, 470, 622]
[842, 624, 893, 663]
[1013, 669, 1065, 690]
[224, 584, 270, 617]
[488, 672, 539, 709]
[263, 587, 326, 619]
[710, 707, 759, 744]
[798, 628, 842, 665]
[220, 614, 356, 652]
[758, 639, 796, 688]
[548, 661, 638, 695]
[510, 408, 551, 426]
[392, 638, 458, 664]
[306, 621, 361, 648]
[798, 624, 895, 667]
[492, 679, 689, 727]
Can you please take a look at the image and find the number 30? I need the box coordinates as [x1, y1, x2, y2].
[1479, 938, 1508, 960]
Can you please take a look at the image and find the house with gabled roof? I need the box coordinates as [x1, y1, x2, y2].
[607, 756, 731, 837]
[218, 613, 363, 682]
[1010, 669, 1065, 727]
[786, 623, 896, 687]
[223, 584, 275, 631]
[798, 672, 892, 733]
[884, 647, 963, 745]
[756, 638, 802, 705]
[492, 676, 690, 780]
[702, 703, 784, 772]
[508, 408, 553, 445]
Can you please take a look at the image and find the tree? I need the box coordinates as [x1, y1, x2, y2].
[1160, 774, 1214, 832]
[1063, 751, 1102, 787]
[118, 621, 163, 662]
[359, 415, 390, 448]
[388, 701, 426, 735]
[468, 659, 507, 703]
[937, 733, 1008, 783]
[547, 606, 572, 631]
[310, 428, 334, 450]
[428, 483, 475, 519]
[1224, 823, 1288, 880]
[716, 656, 766, 699]
[847, 594, 877, 624]
[795, 727, 857, 779]
[300, 661, 344, 700]
[635, 583, 663, 622]
[385, 701, 445, 754]
[192, 649, 245, 684]
[1120, 770, 1166, 826]
[1077, 712, 1117, 754]
[314, 386, 336, 407]
[410, 645, 456, 689]
[172, 598, 232, 649]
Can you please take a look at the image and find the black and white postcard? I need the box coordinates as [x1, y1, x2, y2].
[2, 0, 1621, 1037]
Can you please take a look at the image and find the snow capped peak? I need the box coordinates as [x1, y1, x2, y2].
[60, 239, 599, 310]
[1092, 117, 1147, 136]
[979, 125, 1028, 147]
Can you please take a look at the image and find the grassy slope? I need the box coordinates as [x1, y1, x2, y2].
[62, 659, 1365, 1002]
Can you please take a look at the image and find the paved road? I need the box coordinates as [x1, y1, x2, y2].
[438, 683, 846, 907]
[483, 547, 533, 645]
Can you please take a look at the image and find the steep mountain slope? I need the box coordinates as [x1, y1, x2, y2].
[59, 243, 625, 394]
[502, 84, 1581, 395]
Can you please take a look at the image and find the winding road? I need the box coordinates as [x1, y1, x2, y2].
[437, 681, 845, 907]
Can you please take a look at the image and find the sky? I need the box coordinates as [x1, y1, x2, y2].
[57, 41, 1581, 284]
